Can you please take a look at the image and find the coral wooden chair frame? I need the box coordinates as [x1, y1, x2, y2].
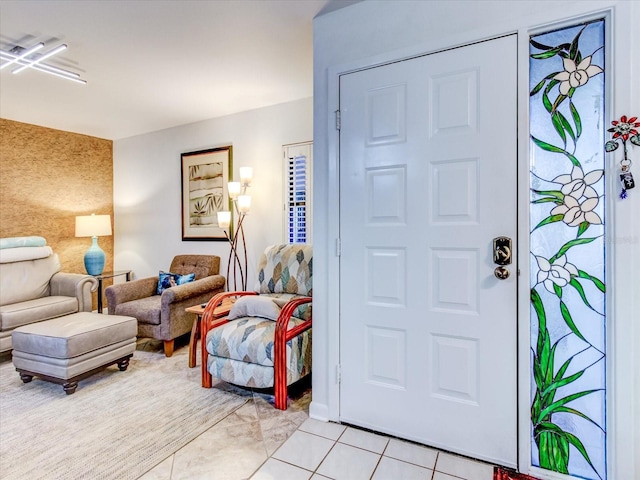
[200, 290, 312, 410]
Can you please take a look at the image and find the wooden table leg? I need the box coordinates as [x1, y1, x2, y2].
[188, 314, 201, 368]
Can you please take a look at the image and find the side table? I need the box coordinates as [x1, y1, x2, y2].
[93, 270, 131, 314]
[185, 298, 234, 368]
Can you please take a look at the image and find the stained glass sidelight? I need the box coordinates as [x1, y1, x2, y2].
[529, 19, 606, 480]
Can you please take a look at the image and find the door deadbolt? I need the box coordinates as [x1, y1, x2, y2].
[493, 236, 512, 266]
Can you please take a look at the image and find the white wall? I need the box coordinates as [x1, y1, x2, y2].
[112, 97, 313, 288]
[313, 0, 638, 477]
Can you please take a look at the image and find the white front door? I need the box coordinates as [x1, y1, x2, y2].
[338, 35, 518, 467]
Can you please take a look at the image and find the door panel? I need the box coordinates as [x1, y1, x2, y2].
[339, 35, 518, 466]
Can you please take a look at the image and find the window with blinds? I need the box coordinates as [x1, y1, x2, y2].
[283, 142, 312, 244]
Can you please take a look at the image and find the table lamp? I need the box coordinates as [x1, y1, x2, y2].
[75, 214, 112, 275]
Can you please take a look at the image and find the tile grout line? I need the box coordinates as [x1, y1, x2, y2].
[430, 451, 439, 480]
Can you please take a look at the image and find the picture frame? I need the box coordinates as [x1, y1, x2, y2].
[181, 145, 232, 241]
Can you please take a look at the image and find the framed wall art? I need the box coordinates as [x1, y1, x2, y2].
[181, 145, 232, 241]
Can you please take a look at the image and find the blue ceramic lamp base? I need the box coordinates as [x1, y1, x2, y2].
[84, 236, 106, 276]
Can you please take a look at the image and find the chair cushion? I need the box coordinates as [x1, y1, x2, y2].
[255, 244, 312, 296]
[206, 317, 312, 389]
[0, 253, 60, 306]
[115, 296, 162, 325]
[206, 316, 310, 368]
[0, 296, 78, 330]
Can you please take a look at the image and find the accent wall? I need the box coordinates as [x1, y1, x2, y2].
[0, 118, 114, 282]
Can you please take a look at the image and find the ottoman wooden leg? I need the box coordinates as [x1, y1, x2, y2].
[117, 357, 131, 371]
[63, 381, 78, 395]
[19, 373, 33, 383]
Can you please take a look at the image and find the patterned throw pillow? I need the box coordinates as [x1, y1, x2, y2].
[156, 271, 196, 295]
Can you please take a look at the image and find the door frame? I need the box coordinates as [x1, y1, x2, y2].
[314, 5, 635, 478]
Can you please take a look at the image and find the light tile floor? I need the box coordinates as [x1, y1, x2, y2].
[138, 339, 496, 480]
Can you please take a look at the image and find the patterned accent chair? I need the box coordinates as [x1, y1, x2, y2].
[105, 255, 226, 357]
[201, 244, 312, 410]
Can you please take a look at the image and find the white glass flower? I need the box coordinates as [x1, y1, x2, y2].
[553, 166, 603, 199]
[551, 194, 602, 227]
[553, 56, 603, 95]
[536, 255, 579, 293]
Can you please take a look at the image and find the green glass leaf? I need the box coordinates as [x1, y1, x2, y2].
[605, 140, 619, 152]
[569, 278, 597, 311]
[554, 406, 605, 433]
[553, 355, 572, 382]
[560, 301, 587, 341]
[550, 236, 598, 263]
[533, 359, 544, 393]
[554, 434, 570, 473]
[530, 135, 580, 166]
[565, 431, 603, 480]
[544, 343, 557, 386]
[531, 135, 565, 153]
[539, 388, 602, 419]
[552, 93, 568, 112]
[532, 197, 563, 205]
[530, 77, 547, 96]
[540, 335, 551, 390]
[541, 364, 585, 398]
[578, 269, 605, 292]
[566, 152, 581, 167]
[542, 90, 553, 112]
[577, 221, 590, 237]
[531, 288, 546, 325]
[630, 134, 640, 147]
[537, 430, 551, 467]
[531, 189, 564, 200]
[537, 430, 569, 474]
[557, 111, 576, 142]
[531, 48, 563, 59]
[553, 283, 563, 298]
[570, 101, 582, 138]
[569, 27, 585, 61]
[533, 214, 564, 231]
[552, 112, 567, 146]
[530, 38, 571, 52]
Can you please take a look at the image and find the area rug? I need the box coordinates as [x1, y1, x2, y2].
[0, 346, 249, 480]
[494, 466, 541, 480]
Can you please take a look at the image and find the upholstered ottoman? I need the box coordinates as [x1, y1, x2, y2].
[11, 312, 137, 394]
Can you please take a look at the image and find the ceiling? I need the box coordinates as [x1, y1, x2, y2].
[0, 0, 356, 140]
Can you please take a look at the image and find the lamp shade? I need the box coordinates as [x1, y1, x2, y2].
[217, 211, 231, 229]
[239, 166, 253, 185]
[237, 195, 251, 213]
[75, 214, 112, 237]
[228, 182, 241, 199]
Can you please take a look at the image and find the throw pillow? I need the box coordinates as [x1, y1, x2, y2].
[156, 271, 196, 295]
[228, 295, 282, 321]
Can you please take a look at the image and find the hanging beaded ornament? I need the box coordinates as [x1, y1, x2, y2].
[605, 115, 640, 199]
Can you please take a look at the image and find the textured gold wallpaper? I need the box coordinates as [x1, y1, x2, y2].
[0, 119, 114, 292]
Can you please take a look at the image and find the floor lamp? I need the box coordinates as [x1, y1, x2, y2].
[217, 167, 252, 291]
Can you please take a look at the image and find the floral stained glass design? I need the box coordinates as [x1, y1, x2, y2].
[529, 19, 606, 480]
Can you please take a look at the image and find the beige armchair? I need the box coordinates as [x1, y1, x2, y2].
[105, 255, 225, 356]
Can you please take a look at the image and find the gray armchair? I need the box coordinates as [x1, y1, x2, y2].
[105, 255, 225, 356]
